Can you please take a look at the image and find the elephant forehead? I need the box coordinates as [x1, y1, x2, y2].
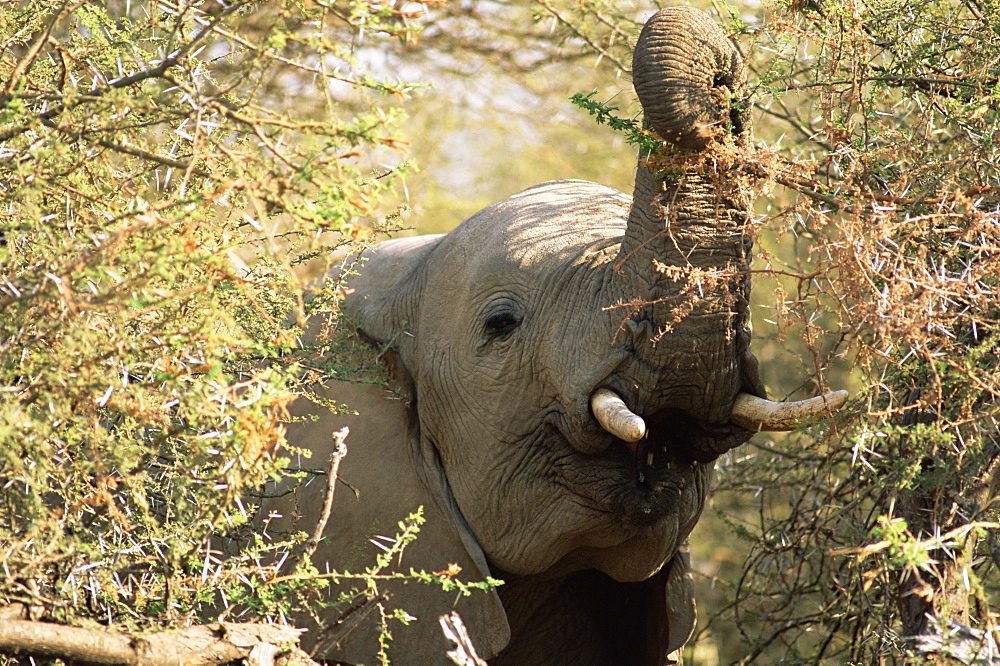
[444, 179, 632, 268]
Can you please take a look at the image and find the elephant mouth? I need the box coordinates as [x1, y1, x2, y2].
[583, 408, 749, 526]
[550, 406, 740, 528]
[576, 385, 847, 525]
[640, 407, 752, 466]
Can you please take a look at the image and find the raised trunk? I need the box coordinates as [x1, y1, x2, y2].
[630, 7, 750, 151]
[609, 8, 759, 440]
[615, 163, 755, 420]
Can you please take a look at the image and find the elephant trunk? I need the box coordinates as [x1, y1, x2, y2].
[607, 7, 759, 454]
[630, 7, 750, 151]
[599, 8, 847, 458]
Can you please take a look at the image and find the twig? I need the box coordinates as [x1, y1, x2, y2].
[774, 175, 846, 209]
[0, 0, 252, 143]
[297, 427, 349, 569]
[756, 104, 832, 152]
[986, 528, 1000, 572]
[773, 172, 997, 211]
[95, 138, 209, 177]
[439, 612, 487, 666]
[535, 0, 631, 72]
[311, 590, 387, 656]
[1, 2, 78, 97]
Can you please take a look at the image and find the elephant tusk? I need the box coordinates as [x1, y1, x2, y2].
[729, 390, 849, 432]
[591, 388, 646, 443]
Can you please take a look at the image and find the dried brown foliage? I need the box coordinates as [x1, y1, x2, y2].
[685, 1, 1000, 662]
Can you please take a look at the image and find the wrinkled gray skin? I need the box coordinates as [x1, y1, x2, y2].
[263, 7, 764, 665]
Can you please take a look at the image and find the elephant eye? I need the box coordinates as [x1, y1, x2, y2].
[483, 310, 522, 338]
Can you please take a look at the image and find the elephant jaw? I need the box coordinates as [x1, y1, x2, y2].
[590, 387, 849, 449]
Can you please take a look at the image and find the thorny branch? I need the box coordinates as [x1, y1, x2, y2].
[0, 0, 252, 142]
[534, 0, 632, 72]
[0, 615, 319, 666]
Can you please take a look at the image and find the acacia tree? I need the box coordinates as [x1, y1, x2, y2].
[693, 1, 1000, 662]
[2, 0, 998, 664]
[0, 0, 424, 661]
[0, 1, 638, 662]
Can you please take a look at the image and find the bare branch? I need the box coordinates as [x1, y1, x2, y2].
[535, 0, 631, 73]
[300, 427, 349, 567]
[440, 612, 487, 666]
[0, 620, 317, 666]
[95, 138, 209, 176]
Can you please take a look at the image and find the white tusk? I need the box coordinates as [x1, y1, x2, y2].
[591, 388, 646, 442]
[729, 390, 849, 432]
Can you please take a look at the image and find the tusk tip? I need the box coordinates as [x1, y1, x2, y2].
[619, 422, 647, 443]
[590, 388, 647, 442]
[730, 389, 850, 432]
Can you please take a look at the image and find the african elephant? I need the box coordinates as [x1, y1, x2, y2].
[260, 7, 846, 665]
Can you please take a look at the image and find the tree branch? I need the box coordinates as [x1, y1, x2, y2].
[0, 619, 318, 666]
[95, 137, 210, 177]
[439, 612, 487, 666]
[298, 426, 349, 567]
[535, 0, 631, 72]
[0, 0, 253, 143]
[1, 1, 79, 97]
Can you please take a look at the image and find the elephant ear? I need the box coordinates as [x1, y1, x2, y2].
[661, 545, 697, 662]
[263, 380, 510, 664]
[340, 235, 442, 365]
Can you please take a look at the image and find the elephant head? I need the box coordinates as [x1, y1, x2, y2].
[264, 7, 846, 664]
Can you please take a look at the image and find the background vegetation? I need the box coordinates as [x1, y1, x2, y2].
[1, 0, 998, 664]
[0, 0, 416, 657]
